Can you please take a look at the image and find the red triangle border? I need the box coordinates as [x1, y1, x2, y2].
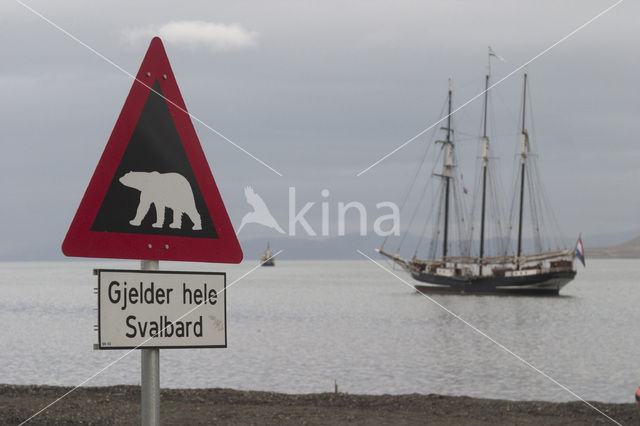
[62, 37, 243, 263]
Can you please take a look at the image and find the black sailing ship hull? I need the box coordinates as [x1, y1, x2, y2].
[410, 269, 576, 295]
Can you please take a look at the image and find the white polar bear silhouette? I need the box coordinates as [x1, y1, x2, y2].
[119, 171, 202, 231]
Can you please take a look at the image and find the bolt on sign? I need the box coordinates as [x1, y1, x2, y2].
[97, 270, 226, 349]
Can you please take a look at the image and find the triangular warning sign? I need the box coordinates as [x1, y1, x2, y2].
[62, 37, 243, 263]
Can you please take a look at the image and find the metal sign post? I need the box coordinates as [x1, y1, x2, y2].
[141, 259, 159, 426]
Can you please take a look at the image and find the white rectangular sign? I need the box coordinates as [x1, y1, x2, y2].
[97, 269, 226, 349]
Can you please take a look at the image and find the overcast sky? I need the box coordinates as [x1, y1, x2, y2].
[0, 0, 637, 260]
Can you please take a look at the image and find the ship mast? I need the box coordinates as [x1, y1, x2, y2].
[479, 73, 490, 274]
[516, 73, 529, 267]
[442, 81, 453, 260]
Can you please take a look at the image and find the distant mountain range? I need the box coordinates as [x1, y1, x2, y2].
[2, 231, 640, 261]
[242, 232, 640, 261]
[240, 234, 384, 261]
[587, 235, 640, 259]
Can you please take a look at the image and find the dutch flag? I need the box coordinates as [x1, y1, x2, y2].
[575, 235, 585, 267]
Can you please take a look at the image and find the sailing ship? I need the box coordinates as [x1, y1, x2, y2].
[260, 242, 275, 266]
[379, 66, 580, 295]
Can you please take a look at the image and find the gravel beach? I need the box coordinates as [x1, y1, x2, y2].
[1, 384, 637, 425]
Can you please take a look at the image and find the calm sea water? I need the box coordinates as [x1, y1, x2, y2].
[0, 258, 638, 403]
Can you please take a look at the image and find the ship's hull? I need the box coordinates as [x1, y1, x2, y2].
[411, 269, 576, 296]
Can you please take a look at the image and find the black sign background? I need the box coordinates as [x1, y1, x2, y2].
[91, 81, 218, 238]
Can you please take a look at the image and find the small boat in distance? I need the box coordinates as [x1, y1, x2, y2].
[379, 60, 583, 295]
[260, 242, 275, 266]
